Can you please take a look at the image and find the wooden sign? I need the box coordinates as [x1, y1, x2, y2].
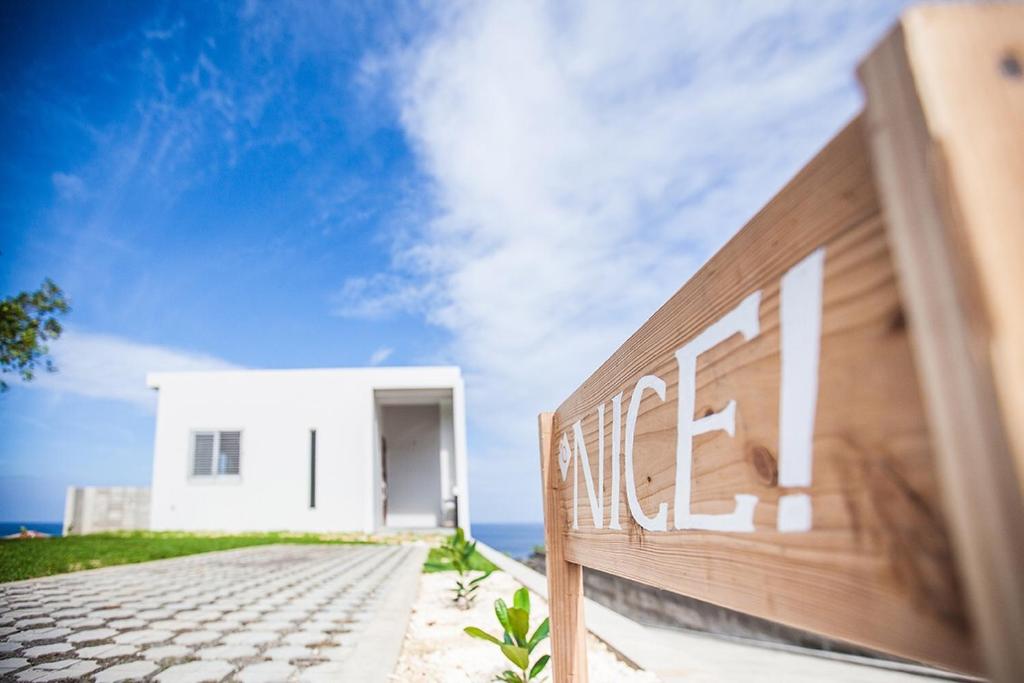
[539, 6, 1024, 682]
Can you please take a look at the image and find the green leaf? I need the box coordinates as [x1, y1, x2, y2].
[503, 630, 513, 645]
[529, 654, 550, 680]
[497, 671, 523, 683]
[513, 587, 530, 613]
[495, 598, 511, 632]
[527, 617, 549, 652]
[422, 561, 451, 572]
[464, 626, 503, 645]
[500, 644, 530, 670]
[507, 607, 529, 646]
[469, 570, 493, 586]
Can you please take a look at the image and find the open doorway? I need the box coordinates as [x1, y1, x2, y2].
[374, 389, 458, 529]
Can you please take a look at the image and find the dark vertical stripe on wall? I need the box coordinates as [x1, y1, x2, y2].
[310, 429, 317, 509]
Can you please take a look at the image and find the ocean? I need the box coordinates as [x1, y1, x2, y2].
[0, 522, 63, 537]
[471, 522, 544, 559]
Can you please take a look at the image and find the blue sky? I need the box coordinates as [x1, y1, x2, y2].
[0, 1, 910, 524]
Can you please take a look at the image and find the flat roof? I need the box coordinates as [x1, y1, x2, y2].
[146, 365, 462, 390]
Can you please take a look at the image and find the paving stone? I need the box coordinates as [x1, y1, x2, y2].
[0, 626, 18, 637]
[142, 644, 192, 661]
[113, 629, 173, 645]
[15, 658, 100, 682]
[200, 620, 240, 631]
[244, 603, 277, 613]
[244, 620, 290, 633]
[317, 645, 352, 661]
[48, 609, 86, 619]
[228, 610, 261, 623]
[195, 644, 258, 660]
[302, 620, 338, 632]
[14, 618, 54, 629]
[329, 629, 354, 644]
[235, 661, 296, 682]
[9, 627, 72, 642]
[283, 630, 329, 646]
[135, 609, 174, 620]
[89, 608, 135, 620]
[6, 609, 46, 619]
[172, 630, 220, 646]
[107, 618, 146, 629]
[55, 617, 104, 629]
[21, 643, 71, 658]
[295, 661, 348, 682]
[75, 644, 138, 659]
[154, 660, 234, 682]
[347, 610, 374, 623]
[0, 658, 30, 675]
[40, 601, 73, 610]
[0, 642, 23, 654]
[93, 660, 159, 682]
[67, 627, 118, 644]
[174, 610, 221, 622]
[263, 645, 315, 661]
[150, 619, 199, 631]
[260, 611, 304, 623]
[222, 631, 276, 646]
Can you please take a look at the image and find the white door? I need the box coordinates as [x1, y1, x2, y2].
[380, 404, 441, 528]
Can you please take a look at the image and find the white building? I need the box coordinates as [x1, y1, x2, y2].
[146, 366, 470, 534]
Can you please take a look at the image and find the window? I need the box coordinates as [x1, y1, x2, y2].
[191, 431, 241, 477]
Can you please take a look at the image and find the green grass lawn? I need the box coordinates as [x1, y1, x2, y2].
[422, 545, 498, 573]
[0, 531, 380, 583]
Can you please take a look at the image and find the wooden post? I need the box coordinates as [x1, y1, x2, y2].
[539, 412, 588, 683]
[860, 6, 1024, 681]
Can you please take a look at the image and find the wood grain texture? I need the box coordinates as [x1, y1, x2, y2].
[859, 6, 1024, 681]
[548, 118, 977, 672]
[539, 412, 588, 683]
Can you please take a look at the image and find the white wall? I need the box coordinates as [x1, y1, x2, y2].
[147, 367, 467, 534]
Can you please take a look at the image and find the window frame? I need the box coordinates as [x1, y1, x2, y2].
[188, 429, 243, 482]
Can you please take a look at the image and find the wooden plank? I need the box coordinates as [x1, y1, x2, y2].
[539, 412, 588, 683]
[859, 6, 1024, 681]
[547, 117, 978, 673]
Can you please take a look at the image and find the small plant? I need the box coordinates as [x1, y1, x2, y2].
[435, 528, 492, 609]
[465, 586, 550, 683]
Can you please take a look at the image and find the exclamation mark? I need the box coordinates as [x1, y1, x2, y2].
[777, 248, 825, 533]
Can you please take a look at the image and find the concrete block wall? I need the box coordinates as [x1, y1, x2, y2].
[63, 486, 151, 535]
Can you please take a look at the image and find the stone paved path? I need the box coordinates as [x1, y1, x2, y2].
[0, 544, 425, 682]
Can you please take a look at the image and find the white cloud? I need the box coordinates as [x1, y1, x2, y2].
[27, 329, 240, 410]
[369, 347, 394, 365]
[333, 273, 434, 319]
[51, 172, 87, 201]
[354, 1, 911, 520]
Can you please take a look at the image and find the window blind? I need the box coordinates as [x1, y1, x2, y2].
[218, 431, 241, 475]
[193, 432, 214, 476]
[192, 431, 240, 477]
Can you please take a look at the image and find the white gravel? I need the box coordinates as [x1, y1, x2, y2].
[393, 570, 660, 682]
